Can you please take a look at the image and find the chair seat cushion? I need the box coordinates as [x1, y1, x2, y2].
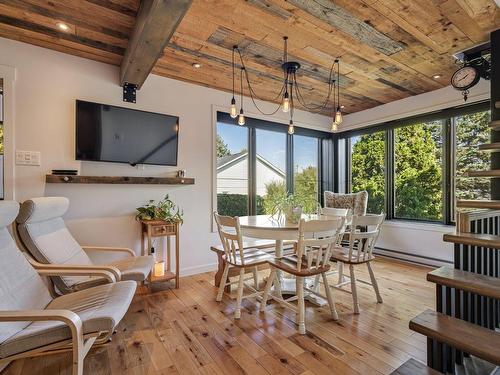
[268, 255, 330, 276]
[110, 255, 154, 281]
[0, 281, 136, 358]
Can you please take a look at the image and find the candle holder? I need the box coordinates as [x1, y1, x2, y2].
[153, 261, 165, 277]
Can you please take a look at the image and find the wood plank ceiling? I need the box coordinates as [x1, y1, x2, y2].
[0, 0, 498, 114]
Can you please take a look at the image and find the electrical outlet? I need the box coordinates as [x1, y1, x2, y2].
[15, 151, 41, 166]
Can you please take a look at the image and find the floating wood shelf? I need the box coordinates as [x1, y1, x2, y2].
[46, 175, 195, 185]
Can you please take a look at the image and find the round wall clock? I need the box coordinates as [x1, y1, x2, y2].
[451, 65, 480, 91]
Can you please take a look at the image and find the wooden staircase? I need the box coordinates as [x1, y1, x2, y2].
[393, 106, 500, 374]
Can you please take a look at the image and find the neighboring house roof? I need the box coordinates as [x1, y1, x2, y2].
[217, 151, 285, 177]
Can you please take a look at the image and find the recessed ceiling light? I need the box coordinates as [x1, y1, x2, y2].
[433, 74, 442, 79]
[56, 22, 70, 31]
[192, 62, 202, 69]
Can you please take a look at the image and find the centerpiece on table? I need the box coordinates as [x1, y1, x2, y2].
[268, 192, 316, 224]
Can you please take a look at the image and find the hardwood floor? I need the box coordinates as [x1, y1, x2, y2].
[2, 257, 435, 375]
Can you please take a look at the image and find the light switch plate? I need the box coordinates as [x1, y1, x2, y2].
[16, 150, 41, 166]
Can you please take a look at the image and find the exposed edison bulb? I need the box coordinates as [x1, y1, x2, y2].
[282, 92, 290, 113]
[238, 109, 245, 126]
[288, 120, 294, 135]
[230, 97, 237, 118]
[335, 107, 343, 124]
[331, 121, 338, 133]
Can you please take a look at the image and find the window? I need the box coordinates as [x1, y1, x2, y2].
[394, 121, 444, 221]
[215, 112, 331, 217]
[454, 110, 491, 208]
[256, 128, 286, 214]
[350, 131, 385, 214]
[341, 102, 490, 224]
[216, 121, 249, 216]
[293, 135, 319, 214]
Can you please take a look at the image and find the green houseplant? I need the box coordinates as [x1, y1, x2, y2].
[268, 192, 307, 224]
[135, 194, 183, 223]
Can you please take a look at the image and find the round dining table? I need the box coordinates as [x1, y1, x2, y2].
[238, 214, 328, 305]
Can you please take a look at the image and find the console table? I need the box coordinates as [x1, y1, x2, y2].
[140, 220, 180, 288]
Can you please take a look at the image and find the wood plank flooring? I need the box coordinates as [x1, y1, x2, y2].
[2, 257, 435, 375]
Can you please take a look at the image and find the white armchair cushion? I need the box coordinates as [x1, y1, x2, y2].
[110, 256, 155, 281]
[0, 202, 52, 345]
[0, 281, 136, 358]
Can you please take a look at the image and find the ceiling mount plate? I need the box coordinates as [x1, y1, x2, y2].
[282, 61, 301, 74]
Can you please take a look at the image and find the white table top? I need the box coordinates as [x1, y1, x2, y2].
[238, 214, 321, 230]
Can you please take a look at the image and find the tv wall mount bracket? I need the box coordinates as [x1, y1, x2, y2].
[123, 82, 137, 103]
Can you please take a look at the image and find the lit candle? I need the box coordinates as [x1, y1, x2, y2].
[154, 261, 165, 277]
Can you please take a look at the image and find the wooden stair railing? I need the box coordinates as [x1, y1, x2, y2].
[410, 310, 500, 368]
[466, 169, 500, 178]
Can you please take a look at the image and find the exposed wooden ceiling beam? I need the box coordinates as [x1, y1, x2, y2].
[120, 0, 192, 88]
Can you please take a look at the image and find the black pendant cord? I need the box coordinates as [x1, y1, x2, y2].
[293, 58, 336, 111]
[289, 80, 295, 122]
[231, 47, 235, 100]
[236, 48, 286, 116]
[236, 48, 285, 102]
[293, 67, 335, 111]
[240, 66, 244, 112]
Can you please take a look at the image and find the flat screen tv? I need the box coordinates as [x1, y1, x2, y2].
[76, 100, 179, 166]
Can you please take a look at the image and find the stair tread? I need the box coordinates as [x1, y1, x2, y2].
[443, 231, 500, 248]
[457, 199, 500, 209]
[467, 170, 500, 177]
[391, 358, 441, 375]
[478, 142, 500, 152]
[427, 266, 500, 299]
[410, 310, 500, 366]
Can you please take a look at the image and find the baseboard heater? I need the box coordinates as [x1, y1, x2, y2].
[374, 246, 453, 267]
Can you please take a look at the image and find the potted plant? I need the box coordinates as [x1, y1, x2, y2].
[268, 193, 305, 224]
[135, 194, 183, 224]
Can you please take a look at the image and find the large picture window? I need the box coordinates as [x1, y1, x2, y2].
[342, 102, 490, 224]
[215, 113, 332, 217]
[350, 131, 385, 214]
[394, 121, 443, 221]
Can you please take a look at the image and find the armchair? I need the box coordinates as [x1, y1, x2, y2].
[16, 197, 154, 294]
[0, 201, 136, 375]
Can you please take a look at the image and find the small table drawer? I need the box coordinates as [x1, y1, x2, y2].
[151, 225, 175, 236]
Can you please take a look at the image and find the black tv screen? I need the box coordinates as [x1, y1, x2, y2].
[76, 100, 179, 166]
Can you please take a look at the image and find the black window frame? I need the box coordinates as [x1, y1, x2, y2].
[335, 100, 491, 225]
[216, 112, 334, 216]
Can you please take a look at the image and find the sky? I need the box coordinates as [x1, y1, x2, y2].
[218, 122, 318, 172]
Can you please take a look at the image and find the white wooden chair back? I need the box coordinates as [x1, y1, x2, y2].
[213, 212, 246, 266]
[320, 207, 348, 217]
[346, 214, 384, 262]
[295, 217, 345, 273]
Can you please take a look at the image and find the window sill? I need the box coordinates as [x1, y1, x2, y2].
[382, 219, 454, 233]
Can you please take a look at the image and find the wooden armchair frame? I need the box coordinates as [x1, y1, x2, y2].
[0, 267, 117, 375]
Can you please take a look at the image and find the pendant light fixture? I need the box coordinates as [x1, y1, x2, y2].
[229, 37, 342, 132]
[238, 67, 245, 126]
[331, 79, 338, 132]
[230, 47, 237, 118]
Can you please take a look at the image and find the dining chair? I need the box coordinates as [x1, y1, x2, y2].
[260, 217, 345, 334]
[213, 212, 275, 319]
[329, 214, 385, 314]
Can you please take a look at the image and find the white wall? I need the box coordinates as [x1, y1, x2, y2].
[0, 37, 331, 276]
[340, 78, 491, 266]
